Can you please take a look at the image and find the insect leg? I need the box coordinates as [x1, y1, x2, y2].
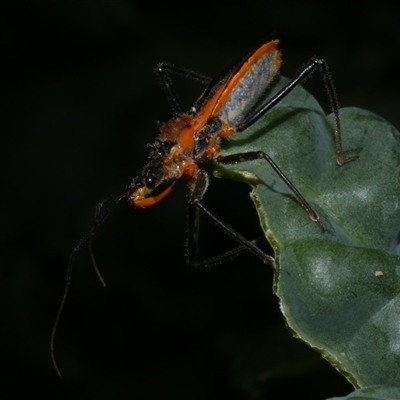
[217, 151, 324, 231]
[186, 170, 241, 267]
[237, 58, 358, 166]
[192, 201, 275, 266]
[186, 200, 257, 267]
[155, 62, 211, 115]
[185, 169, 273, 268]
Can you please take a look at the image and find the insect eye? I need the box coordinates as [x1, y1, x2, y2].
[144, 164, 163, 189]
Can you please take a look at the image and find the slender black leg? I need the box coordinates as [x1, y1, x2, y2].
[217, 151, 324, 231]
[237, 58, 358, 166]
[186, 200, 257, 268]
[186, 200, 201, 265]
[195, 201, 275, 267]
[155, 62, 211, 115]
[190, 201, 274, 267]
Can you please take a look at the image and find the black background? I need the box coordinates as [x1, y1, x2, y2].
[2, 1, 400, 399]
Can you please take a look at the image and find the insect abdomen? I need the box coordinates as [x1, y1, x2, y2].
[218, 41, 282, 126]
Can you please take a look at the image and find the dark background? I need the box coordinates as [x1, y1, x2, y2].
[2, 1, 399, 399]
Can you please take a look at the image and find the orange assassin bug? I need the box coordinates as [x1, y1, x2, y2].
[51, 40, 355, 377]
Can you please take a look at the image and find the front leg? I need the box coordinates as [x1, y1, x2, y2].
[185, 169, 274, 268]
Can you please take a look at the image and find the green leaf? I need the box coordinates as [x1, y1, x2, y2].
[327, 385, 400, 400]
[215, 76, 400, 387]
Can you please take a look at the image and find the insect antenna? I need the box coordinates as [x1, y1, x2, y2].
[51, 190, 127, 378]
